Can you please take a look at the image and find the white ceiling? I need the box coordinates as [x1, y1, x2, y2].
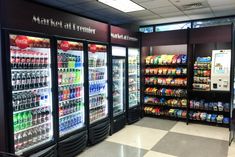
[34, 0, 235, 26]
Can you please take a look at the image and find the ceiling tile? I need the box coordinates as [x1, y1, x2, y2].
[214, 10, 235, 17]
[170, 0, 206, 5]
[160, 11, 185, 18]
[132, 0, 150, 3]
[150, 6, 180, 14]
[208, 0, 235, 7]
[127, 10, 157, 17]
[139, 0, 173, 9]
[183, 7, 212, 15]
[212, 4, 235, 12]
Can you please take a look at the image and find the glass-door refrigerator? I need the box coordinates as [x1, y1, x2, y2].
[7, 33, 55, 156]
[88, 43, 110, 144]
[110, 46, 126, 134]
[56, 39, 87, 156]
[127, 48, 141, 123]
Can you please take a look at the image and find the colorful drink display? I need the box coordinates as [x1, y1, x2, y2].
[10, 35, 53, 155]
[88, 44, 108, 123]
[57, 40, 84, 136]
[128, 49, 140, 108]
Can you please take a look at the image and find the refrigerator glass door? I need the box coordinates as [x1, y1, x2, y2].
[88, 44, 108, 124]
[128, 48, 140, 108]
[10, 34, 53, 155]
[112, 58, 125, 116]
[57, 40, 85, 137]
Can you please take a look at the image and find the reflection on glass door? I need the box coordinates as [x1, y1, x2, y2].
[128, 48, 140, 108]
[113, 58, 125, 116]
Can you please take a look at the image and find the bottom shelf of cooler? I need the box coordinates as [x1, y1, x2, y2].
[90, 114, 108, 124]
[15, 136, 53, 155]
[60, 123, 85, 137]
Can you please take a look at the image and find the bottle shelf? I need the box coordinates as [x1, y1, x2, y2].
[89, 79, 107, 83]
[14, 120, 51, 134]
[144, 103, 187, 109]
[90, 115, 107, 124]
[13, 105, 49, 114]
[145, 64, 187, 67]
[59, 97, 82, 103]
[12, 86, 50, 94]
[59, 83, 82, 87]
[59, 110, 82, 119]
[89, 91, 106, 97]
[58, 67, 82, 70]
[90, 103, 106, 110]
[144, 74, 187, 77]
[189, 108, 229, 114]
[144, 84, 187, 89]
[89, 66, 106, 69]
[144, 93, 187, 98]
[12, 69, 49, 72]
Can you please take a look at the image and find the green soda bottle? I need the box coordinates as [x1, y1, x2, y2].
[22, 112, 27, 129]
[13, 114, 18, 132]
[76, 70, 80, 83]
[28, 111, 32, 127]
[17, 113, 22, 130]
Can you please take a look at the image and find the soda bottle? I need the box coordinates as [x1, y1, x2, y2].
[13, 114, 18, 132]
[18, 50, 23, 69]
[22, 112, 27, 129]
[12, 94, 17, 112]
[35, 71, 40, 88]
[15, 50, 20, 69]
[43, 52, 48, 68]
[22, 131, 28, 148]
[14, 134, 19, 151]
[17, 113, 22, 130]
[40, 71, 44, 87]
[25, 51, 30, 69]
[58, 69, 62, 85]
[59, 103, 63, 116]
[21, 72, 26, 90]
[43, 71, 48, 86]
[40, 52, 44, 68]
[57, 54, 62, 68]
[27, 111, 32, 127]
[35, 52, 40, 69]
[16, 72, 22, 90]
[62, 69, 66, 85]
[61, 54, 66, 68]
[32, 109, 37, 126]
[27, 129, 33, 145]
[21, 50, 26, 69]
[37, 108, 42, 124]
[16, 94, 22, 112]
[32, 128, 38, 144]
[17, 133, 23, 150]
[31, 72, 36, 88]
[11, 72, 16, 90]
[75, 56, 80, 68]
[21, 93, 27, 110]
[11, 50, 16, 68]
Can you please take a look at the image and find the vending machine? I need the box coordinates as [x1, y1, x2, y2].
[5, 31, 56, 156]
[56, 38, 87, 157]
[87, 43, 110, 144]
[110, 46, 127, 134]
[211, 49, 231, 91]
[127, 48, 141, 123]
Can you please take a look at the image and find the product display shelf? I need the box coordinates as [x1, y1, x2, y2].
[143, 54, 188, 121]
[189, 119, 229, 128]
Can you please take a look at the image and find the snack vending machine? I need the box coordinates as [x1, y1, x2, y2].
[127, 48, 140, 123]
[6, 32, 55, 156]
[211, 50, 231, 91]
[88, 43, 110, 144]
[110, 46, 126, 134]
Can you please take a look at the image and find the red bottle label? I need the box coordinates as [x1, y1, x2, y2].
[15, 36, 29, 49]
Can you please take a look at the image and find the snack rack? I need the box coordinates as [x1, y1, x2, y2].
[143, 54, 188, 120]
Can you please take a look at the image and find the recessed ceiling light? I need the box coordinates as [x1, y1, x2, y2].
[98, 0, 145, 13]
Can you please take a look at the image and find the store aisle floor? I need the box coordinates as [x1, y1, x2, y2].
[78, 118, 235, 157]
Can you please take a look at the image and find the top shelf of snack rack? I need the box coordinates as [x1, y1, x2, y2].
[145, 54, 187, 67]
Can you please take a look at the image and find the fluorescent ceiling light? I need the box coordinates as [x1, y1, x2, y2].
[98, 0, 145, 12]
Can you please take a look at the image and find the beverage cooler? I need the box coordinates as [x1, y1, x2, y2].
[87, 43, 110, 144]
[110, 46, 127, 134]
[127, 48, 141, 124]
[5, 32, 56, 156]
[56, 39, 87, 157]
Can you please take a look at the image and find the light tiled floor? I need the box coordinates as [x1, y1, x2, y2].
[77, 117, 234, 157]
[106, 125, 168, 150]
